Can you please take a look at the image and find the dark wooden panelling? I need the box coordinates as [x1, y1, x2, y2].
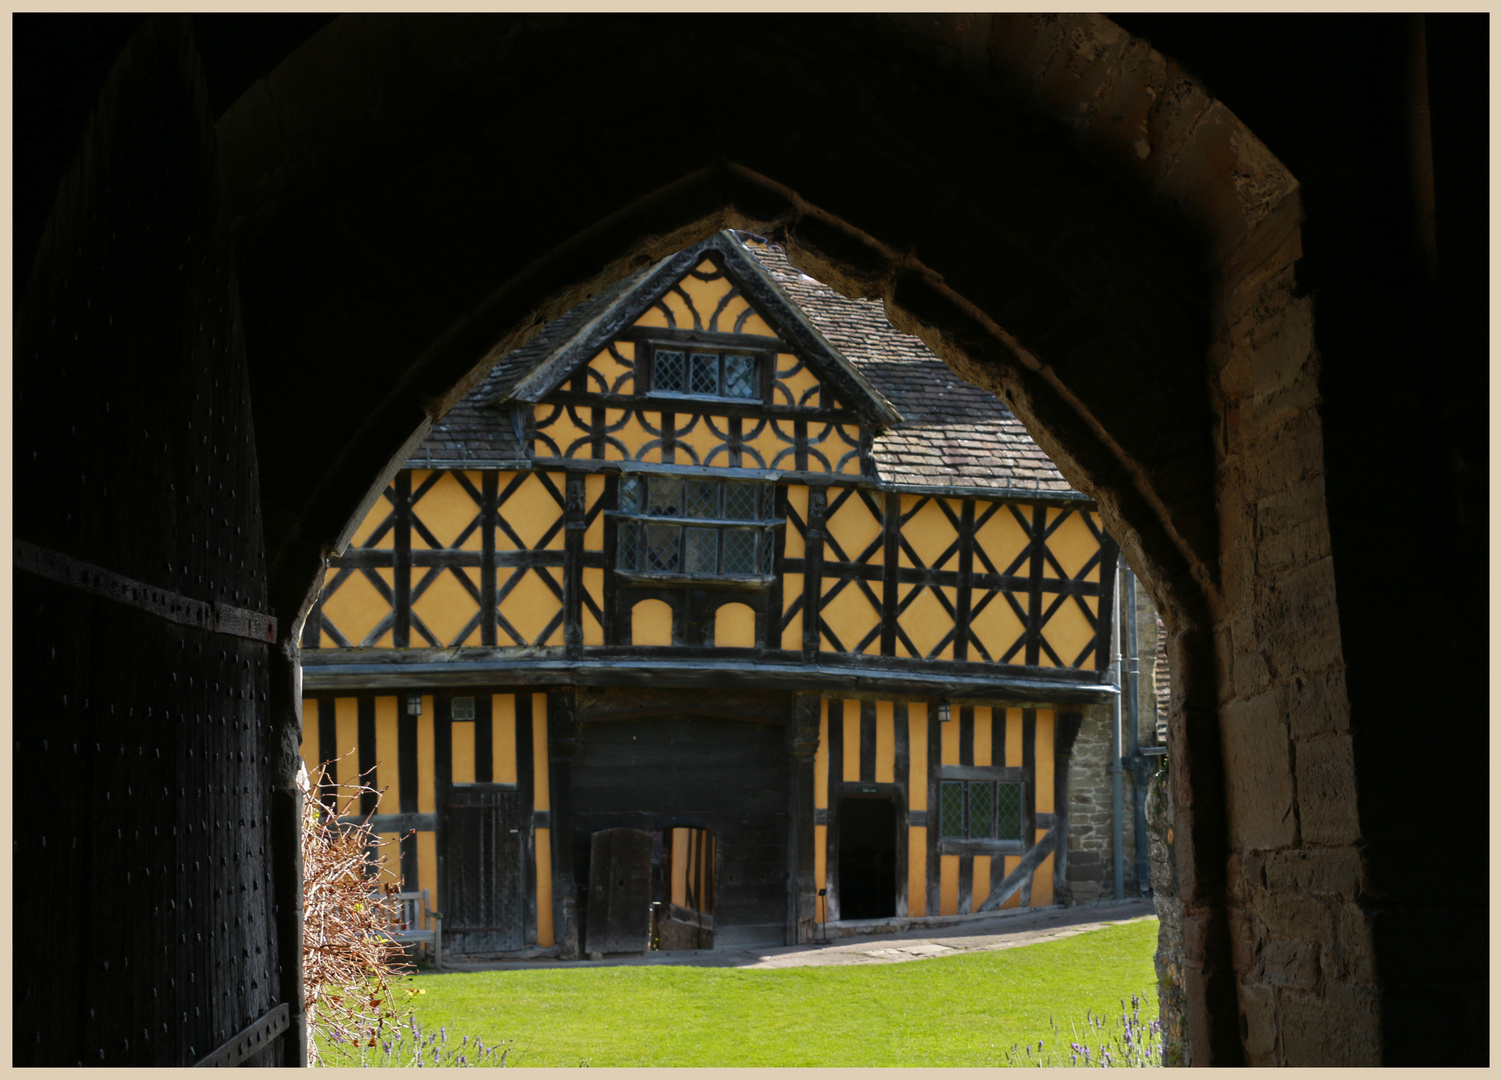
[443, 787, 527, 953]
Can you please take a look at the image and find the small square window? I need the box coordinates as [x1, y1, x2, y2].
[686, 480, 719, 519]
[722, 530, 757, 575]
[451, 696, 476, 721]
[690, 353, 719, 395]
[723, 483, 758, 521]
[724, 355, 756, 398]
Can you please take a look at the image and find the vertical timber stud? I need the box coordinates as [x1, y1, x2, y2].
[803, 486, 827, 659]
[880, 492, 899, 656]
[393, 472, 413, 648]
[1021, 708, 1037, 907]
[480, 472, 498, 646]
[925, 711, 942, 918]
[547, 689, 581, 959]
[563, 474, 586, 659]
[787, 693, 821, 944]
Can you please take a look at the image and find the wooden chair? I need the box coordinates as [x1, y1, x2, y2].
[376, 887, 443, 969]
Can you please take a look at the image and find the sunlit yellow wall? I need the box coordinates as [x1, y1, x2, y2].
[410, 470, 484, 550]
[940, 855, 960, 916]
[670, 828, 690, 908]
[1037, 509, 1102, 668]
[714, 603, 756, 648]
[972, 856, 992, 912]
[493, 694, 518, 785]
[1035, 710, 1054, 814]
[973, 706, 992, 767]
[375, 696, 400, 809]
[300, 698, 318, 777]
[452, 721, 476, 785]
[321, 566, 394, 649]
[1000, 855, 1022, 909]
[875, 701, 895, 784]
[535, 829, 554, 947]
[842, 700, 861, 783]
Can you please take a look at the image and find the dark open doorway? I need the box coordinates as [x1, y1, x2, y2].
[837, 797, 897, 920]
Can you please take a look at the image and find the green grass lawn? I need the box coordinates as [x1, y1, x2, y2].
[324, 916, 1158, 1067]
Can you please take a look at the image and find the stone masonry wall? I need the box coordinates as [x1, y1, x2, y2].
[1064, 703, 1144, 903]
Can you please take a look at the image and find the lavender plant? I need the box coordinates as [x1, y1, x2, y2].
[351, 1014, 511, 1068]
[1000, 993, 1162, 1067]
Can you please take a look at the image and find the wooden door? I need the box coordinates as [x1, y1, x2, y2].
[442, 786, 527, 953]
[584, 828, 654, 955]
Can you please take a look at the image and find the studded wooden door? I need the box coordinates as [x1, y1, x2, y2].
[442, 787, 526, 953]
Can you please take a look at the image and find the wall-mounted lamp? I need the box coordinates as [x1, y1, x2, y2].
[405, 692, 424, 717]
[935, 699, 952, 723]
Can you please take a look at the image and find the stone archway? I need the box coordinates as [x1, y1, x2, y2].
[216, 14, 1357, 1066]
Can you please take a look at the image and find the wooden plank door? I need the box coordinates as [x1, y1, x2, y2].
[584, 828, 654, 955]
[442, 786, 527, 953]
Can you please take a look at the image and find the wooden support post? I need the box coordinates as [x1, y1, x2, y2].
[563, 473, 586, 659]
[547, 689, 581, 959]
[787, 693, 820, 944]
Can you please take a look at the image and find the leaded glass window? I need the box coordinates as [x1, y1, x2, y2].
[939, 781, 966, 838]
[939, 779, 1025, 841]
[651, 344, 761, 401]
[613, 476, 779, 583]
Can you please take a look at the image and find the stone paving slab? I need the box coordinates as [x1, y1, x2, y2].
[438, 898, 1156, 975]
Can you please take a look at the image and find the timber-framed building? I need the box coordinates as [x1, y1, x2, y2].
[298, 232, 1146, 957]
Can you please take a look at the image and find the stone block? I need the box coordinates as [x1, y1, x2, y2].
[1295, 735, 1360, 845]
[1278, 983, 1380, 1066]
[1287, 665, 1350, 739]
[1255, 890, 1334, 944]
[1256, 557, 1343, 680]
[1236, 980, 1280, 1065]
[1263, 846, 1362, 899]
[1258, 938, 1321, 990]
[1220, 691, 1296, 850]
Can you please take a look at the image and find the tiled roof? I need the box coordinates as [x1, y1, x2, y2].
[414, 235, 1078, 496]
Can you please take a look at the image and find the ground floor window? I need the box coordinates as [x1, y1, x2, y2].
[939, 779, 1023, 840]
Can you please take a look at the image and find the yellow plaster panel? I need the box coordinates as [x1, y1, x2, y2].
[1032, 841, 1054, 906]
[897, 585, 956, 660]
[374, 832, 402, 887]
[1001, 856, 1022, 908]
[975, 504, 1031, 576]
[412, 471, 482, 550]
[499, 568, 563, 646]
[632, 598, 674, 646]
[784, 487, 809, 558]
[907, 828, 927, 916]
[714, 602, 756, 648]
[815, 700, 829, 809]
[634, 296, 672, 329]
[679, 259, 732, 326]
[582, 567, 604, 647]
[941, 708, 960, 766]
[898, 495, 959, 569]
[907, 703, 928, 811]
[780, 573, 804, 651]
[671, 829, 690, 907]
[584, 474, 606, 550]
[676, 413, 725, 467]
[875, 700, 895, 784]
[532, 694, 550, 811]
[535, 828, 554, 946]
[841, 700, 860, 783]
[375, 696, 399, 810]
[712, 292, 759, 335]
[1045, 508, 1101, 581]
[418, 697, 435, 813]
[417, 830, 438, 913]
[825, 489, 884, 564]
[837, 428, 864, 475]
[452, 721, 476, 785]
[973, 855, 992, 912]
[498, 472, 564, 551]
[970, 591, 1027, 665]
[322, 570, 391, 647]
[776, 355, 822, 409]
[334, 697, 360, 815]
[1035, 710, 1055, 814]
[738, 308, 774, 338]
[940, 855, 960, 916]
[659, 286, 696, 330]
[600, 409, 631, 461]
[533, 403, 589, 459]
[815, 824, 828, 897]
[412, 568, 479, 647]
[1006, 708, 1023, 768]
[349, 492, 393, 548]
[587, 341, 635, 396]
[745, 419, 793, 470]
[300, 698, 319, 774]
[820, 580, 881, 655]
[973, 706, 993, 767]
[493, 694, 517, 785]
[1040, 596, 1097, 668]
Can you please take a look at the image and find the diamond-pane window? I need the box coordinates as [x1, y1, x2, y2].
[969, 782, 996, 839]
[722, 530, 757, 575]
[690, 353, 719, 395]
[723, 483, 758, 521]
[655, 351, 685, 393]
[684, 528, 718, 574]
[725, 355, 756, 398]
[939, 781, 966, 838]
[997, 782, 1024, 840]
[645, 524, 681, 572]
[648, 478, 683, 517]
[619, 476, 641, 514]
[617, 522, 639, 570]
[687, 481, 719, 519]
[762, 535, 776, 575]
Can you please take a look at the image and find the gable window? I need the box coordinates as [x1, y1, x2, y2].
[938, 779, 1023, 841]
[613, 475, 778, 582]
[650, 344, 760, 401]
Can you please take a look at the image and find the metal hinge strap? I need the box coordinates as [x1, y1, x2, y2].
[193, 1003, 292, 1067]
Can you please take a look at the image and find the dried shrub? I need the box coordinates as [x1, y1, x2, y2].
[300, 759, 412, 1065]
